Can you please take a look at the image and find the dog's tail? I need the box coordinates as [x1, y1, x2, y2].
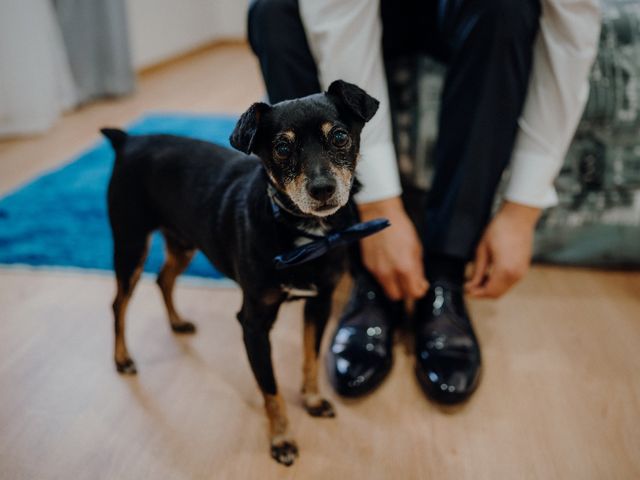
[101, 128, 128, 152]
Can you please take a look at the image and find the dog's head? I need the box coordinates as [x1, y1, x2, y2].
[230, 80, 379, 217]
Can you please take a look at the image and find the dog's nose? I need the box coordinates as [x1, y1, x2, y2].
[307, 178, 336, 201]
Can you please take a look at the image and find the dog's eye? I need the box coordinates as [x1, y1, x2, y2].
[331, 129, 349, 147]
[274, 142, 292, 160]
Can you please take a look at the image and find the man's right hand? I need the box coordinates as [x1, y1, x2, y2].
[358, 197, 428, 301]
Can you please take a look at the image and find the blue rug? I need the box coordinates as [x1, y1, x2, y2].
[0, 113, 240, 280]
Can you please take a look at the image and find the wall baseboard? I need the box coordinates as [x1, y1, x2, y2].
[125, 0, 248, 69]
[137, 38, 248, 76]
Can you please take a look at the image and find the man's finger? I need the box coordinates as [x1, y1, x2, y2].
[465, 242, 490, 290]
[412, 276, 429, 298]
[397, 267, 428, 301]
[405, 262, 429, 299]
[469, 268, 513, 298]
[376, 271, 403, 301]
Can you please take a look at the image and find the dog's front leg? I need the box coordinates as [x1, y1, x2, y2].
[302, 293, 336, 417]
[238, 298, 298, 466]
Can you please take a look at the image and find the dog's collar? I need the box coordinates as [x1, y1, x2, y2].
[267, 182, 332, 241]
[267, 183, 316, 221]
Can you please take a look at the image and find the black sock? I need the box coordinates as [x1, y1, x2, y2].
[425, 254, 466, 286]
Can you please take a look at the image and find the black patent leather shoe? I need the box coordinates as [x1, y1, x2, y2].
[326, 274, 399, 397]
[414, 281, 481, 404]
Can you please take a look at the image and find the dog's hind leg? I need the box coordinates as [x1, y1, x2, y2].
[112, 236, 149, 374]
[302, 293, 335, 417]
[157, 234, 196, 333]
[238, 298, 298, 466]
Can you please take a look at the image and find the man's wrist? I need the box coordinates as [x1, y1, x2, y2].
[357, 196, 405, 220]
[500, 200, 542, 229]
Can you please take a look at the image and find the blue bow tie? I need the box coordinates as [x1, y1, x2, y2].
[274, 218, 390, 269]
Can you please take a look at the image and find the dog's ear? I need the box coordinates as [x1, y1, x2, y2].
[230, 102, 271, 154]
[327, 80, 379, 123]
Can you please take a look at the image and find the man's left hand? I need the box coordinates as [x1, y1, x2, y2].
[465, 201, 541, 299]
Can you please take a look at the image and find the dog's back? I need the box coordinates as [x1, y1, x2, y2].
[104, 129, 262, 270]
[103, 127, 272, 374]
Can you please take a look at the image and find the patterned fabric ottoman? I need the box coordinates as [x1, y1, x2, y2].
[389, 0, 640, 267]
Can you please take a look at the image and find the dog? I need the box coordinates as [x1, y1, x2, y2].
[103, 80, 382, 466]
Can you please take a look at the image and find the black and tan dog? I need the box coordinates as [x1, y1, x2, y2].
[103, 80, 382, 466]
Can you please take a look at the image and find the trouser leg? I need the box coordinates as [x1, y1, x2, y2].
[247, 0, 321, 103]
[419, 0, 541, 274]
[380, 0, 540, 281]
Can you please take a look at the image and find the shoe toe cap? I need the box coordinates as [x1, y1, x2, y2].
[415, 349, 481, 403]
[327, 326, 392, 397]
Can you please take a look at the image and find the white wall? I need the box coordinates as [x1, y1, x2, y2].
[125, 0, 249, 69]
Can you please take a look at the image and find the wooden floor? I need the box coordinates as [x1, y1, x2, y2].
[1, 43, 640, 480]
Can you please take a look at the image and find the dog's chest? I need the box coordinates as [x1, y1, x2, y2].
[275, 219, 345, 300]
[280, 224, 325, 299]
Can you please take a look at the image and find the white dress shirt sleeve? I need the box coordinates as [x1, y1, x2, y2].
[299, 0, 402, 204]
[504, 0, 602, 208]
[300, 0, 602, 209]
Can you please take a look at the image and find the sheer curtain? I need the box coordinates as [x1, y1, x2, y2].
[0, 0, 76, 137]
[54, 0, 135, 102]
[0, 0, 134, 138]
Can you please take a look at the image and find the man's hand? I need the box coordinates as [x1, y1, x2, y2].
[465, 201, 541, 299]
[358, 197, 428, 301]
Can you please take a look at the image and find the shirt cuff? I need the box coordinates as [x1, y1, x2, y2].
[354, 142, 402, 204]
[503, 151, 560, 208]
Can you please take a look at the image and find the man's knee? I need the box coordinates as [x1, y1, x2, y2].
[248, 0, 299, 55]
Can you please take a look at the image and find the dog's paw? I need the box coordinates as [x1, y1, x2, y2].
[304, 397, 336, 418]
[115, 357, 137, 375]
[171, 320, 197, 334]
[270, 439, 299, 466]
